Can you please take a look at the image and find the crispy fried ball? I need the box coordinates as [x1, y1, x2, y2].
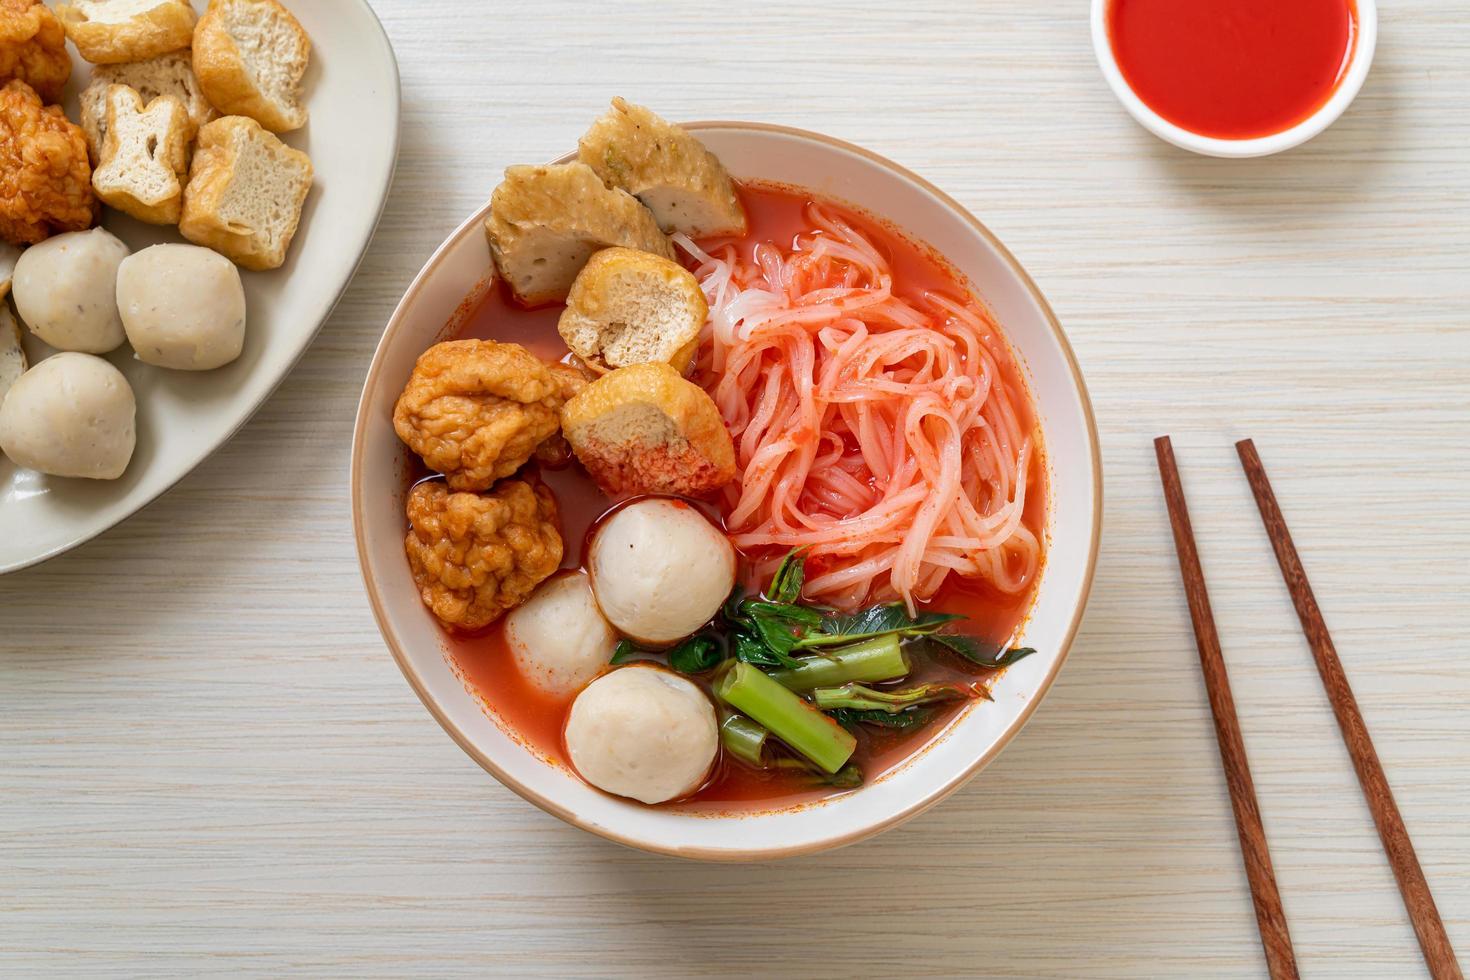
[405, 479, 563, 630]
[531, 362, 587, 466]
[0, 80, 96, 244]
[0, 0, 70, 104]
[394, 340, 584, 492]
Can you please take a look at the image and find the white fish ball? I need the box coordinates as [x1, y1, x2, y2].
[117, 244, 246, 371]
[589, 499, 735, 646]
[505, 571, 617, 697]
[564, 665, 718, 804]
[12, 228, 130, 353]
[0, 352, 136, 479]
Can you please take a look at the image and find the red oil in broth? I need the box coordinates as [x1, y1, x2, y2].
[438, 181, 1046, 812]
[1108, 0, 1357, 140]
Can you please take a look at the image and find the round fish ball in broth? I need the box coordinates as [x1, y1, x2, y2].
[116, 244, 246, 371]
[564, 665, 718, 804]
[588, 498, 735, 646]
[0, 353, 136, 479]
[505, 571, 616, 698]
[12, 228, 130, 353]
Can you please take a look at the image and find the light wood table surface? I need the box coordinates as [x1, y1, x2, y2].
[4, 2, 1467, 976]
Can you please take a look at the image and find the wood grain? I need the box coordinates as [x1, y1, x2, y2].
[1, 0, 1468, 976]
[1237, 439, 1464, 980]
[1155, 437, 1299, 980]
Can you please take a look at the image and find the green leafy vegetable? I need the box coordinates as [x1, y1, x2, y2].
[722, 584, 750, 626]
[811, 682, 975, 713]
[666, 635, 722, 674]
[719, 713, 770, 766]
[792, 603, 964, 650]
[719, 712, 863, 788]
[741, 599, 823, 627]
[610, 639, 642, 665]
[918, 635, 1039, 669]
[766, 635, 908, 691]
[829, 707, 937, 732]
[745, 613, 810, 664]
[722, 588, 809, 667]
[769, 758, 863, 788]
[765, 547, 808, 604]
[715, 662, 857, 774]
[730, 628, 785, 668]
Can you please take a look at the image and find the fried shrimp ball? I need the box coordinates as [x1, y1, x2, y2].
[0, 0, 70, 104]
[405, 479, 563, 630]
[0, 80, 96, 244]
[394, 340, 585, 491]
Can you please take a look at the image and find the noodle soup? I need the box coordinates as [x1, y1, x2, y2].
[440, 182, 1047, 812]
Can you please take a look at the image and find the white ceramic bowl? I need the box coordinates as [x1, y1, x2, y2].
[352, 124, 1102, 860]
[1091, 0, 1377, 158]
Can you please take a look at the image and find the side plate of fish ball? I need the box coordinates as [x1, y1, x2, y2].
[353, 105, 1102, 860]
[0, 0, 398, 573]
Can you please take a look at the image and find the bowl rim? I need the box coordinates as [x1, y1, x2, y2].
[351, 121, 1104, 860]
[1090, 0, 1378, 158]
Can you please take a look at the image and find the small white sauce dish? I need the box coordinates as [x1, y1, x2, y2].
[1090, 0, 1378, 158]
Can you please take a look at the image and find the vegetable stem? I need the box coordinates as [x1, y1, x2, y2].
[714, 663, 857, 774]
[766, 635, 909, 691]
[719, 713, 769, 767]
[771, 758, 864, 789]
[811, 682, 974, 713]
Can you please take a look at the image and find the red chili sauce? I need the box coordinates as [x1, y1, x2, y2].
[1108, 0, 1357, 140]
[434, 182, 1047, 812]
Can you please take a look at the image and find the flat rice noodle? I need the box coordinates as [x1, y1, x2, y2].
[678, 207, 1040, 612]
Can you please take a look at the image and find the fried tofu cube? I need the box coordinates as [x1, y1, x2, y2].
[578, 98, 747, 239]
[484, 161, 673, 307]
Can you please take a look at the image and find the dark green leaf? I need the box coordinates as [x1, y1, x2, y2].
[610, 639, 642, 665]
[765, 547, 808, 604]
[668, 635, 722, 674]
[745, 611, 810, 666]
[769, 757, 863, 789]
[722, 584, 750, 626]
[829, 707, 937, 732]
[825, 762, 865, 789]
[920, 634, 1038, 669]
[821, 602, 912, 637]
[792, 603, 965, 649]
[740, 599, 823, 627]
[732, 629, 783, 668]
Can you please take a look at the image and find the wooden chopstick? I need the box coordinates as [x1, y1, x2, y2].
[1236, 439, 1464, 980]
[1154, 436, 1300, 980]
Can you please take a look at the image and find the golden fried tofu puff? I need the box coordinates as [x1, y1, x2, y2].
[393, 340, 587, 492]
[578, 98, 747, 239]
[92, 84, 190, 224]
[561, 362, 736, 499]
[558, 247, 707, 374]
[57, 0, 195, 65]
[0, 0, 70, 104]
[484, 162, 673, 307]
[405, 478, 563, 631]
[0, 79, 97, 244]
[192, 0, 310, 133]
[78, 51, 217, 163]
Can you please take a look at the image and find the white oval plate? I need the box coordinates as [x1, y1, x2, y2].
[0, 0, 399, 574]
